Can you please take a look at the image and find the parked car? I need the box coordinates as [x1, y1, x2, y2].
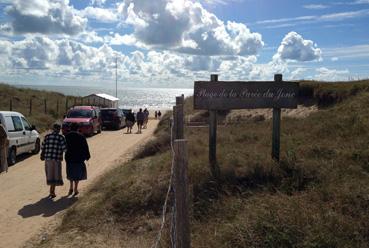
[0, 111, 40, 165]
[101, 108, 126, 130]
[121, 108, 132, 117]
[62, 106, 102, 136]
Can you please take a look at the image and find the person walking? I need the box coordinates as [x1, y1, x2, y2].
[125, 109, 135, 134]
[40, 123, 67, 198]
[136, 108, 145, 134]
[65, 123, 90, 197]
[157, 110, 162, 119]
[143, 108, 149, 129]
[0, 123, 9, 173]
[154, 111, 158, 119]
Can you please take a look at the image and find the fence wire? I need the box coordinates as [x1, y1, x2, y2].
[151, 115, 176, 248]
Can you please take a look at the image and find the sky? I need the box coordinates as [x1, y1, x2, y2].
[0, 0, 368, 88]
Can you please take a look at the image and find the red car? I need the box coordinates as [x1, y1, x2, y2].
[62, 106, 102, 136]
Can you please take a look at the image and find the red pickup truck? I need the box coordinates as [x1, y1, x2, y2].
[62, 106, 102, 136]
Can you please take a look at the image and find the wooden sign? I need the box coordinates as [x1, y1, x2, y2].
[194, 81, 299, 110]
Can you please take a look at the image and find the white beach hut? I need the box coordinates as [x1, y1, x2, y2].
[83, 93, 119, 108]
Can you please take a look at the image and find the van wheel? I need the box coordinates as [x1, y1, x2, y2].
[97, 125, 102, 133]
[32, 139, 41, 154]
[8, 147, 16, 165]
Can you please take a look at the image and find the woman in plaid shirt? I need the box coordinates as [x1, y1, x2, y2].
[40, 123, 67, 198]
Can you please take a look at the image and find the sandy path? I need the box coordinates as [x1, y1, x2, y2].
[0, 120, 159, 248]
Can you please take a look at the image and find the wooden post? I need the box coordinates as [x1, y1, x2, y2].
[172, 106, 177, 144]
[44, 99, 47, 114]
[74, 98, 77, 107]
[209, 74, 220, 179]
[174, 139, 191, 248]
[56, 100, 59, 114]
[176, 96, 184, 139]
[272, 74, 282, 162]
[65, 98, 67, 112]
[9, 99, 12, 111]
[29, 99, 32, 115]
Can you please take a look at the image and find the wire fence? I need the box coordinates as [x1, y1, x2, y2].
[151, 113, 176, 248]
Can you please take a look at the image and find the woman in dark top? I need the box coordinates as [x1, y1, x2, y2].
[65, 123, 90, 196]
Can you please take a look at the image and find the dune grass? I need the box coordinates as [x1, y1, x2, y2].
[0, 83, 82, 132]
[28, 81, 369, 248]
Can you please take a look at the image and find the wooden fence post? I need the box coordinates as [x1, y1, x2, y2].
[65, 98, 68, 112]
[56, 100, 59, 115]
[272, 74, 282, 161]
[29, 99, 32, 115]
[44, 99, 47, 114]
[9, 99, 12, 111]
[209, 74, 220, 179]
[176, 96, 184, 139]
[74, 98, 77, 107]
[174, 139, 191, 248]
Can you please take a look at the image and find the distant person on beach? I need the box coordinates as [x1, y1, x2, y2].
[158, 110, 162, 119]
[136, 108, 145, 134]
[143, 108, 149, 129]
[0, 123, 9, 173]
[65, 123, 90, 197]
[125, 109, 135, 133]
[40, 123, 67, 198]
[155, 111, 158, 119]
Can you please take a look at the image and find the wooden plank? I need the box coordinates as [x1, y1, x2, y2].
[172, 106, 177, 144]
[209, 110, 219, 178]
[209, 74, 220, 179]
[272, 74, 282, 161]
[194, 80, 299, 110]
[176, 96, 184, 140]
[174, 139, 191, 248]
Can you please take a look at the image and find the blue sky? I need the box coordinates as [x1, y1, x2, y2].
[0, 0, 368, 88]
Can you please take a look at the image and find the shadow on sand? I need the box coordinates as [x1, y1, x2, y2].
[18, 196, 78, 218]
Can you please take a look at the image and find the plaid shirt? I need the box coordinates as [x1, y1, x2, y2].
[41, 131, 67, 161]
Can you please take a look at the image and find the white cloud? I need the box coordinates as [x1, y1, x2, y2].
[81, 7, 118, 23]
[315, 67, 350, 81]
[90, 0, 107, 7]
[76, 31, 104, 44]
[323, 44, 369, 59]
[303, 4, 329, 9]
[355, 0, 369, 3]
[255, 9, 369, 28]
[118, 0, 264, 56]
[274, 32, 322, 62]
[331, 57, 339, 61]
[290, 68, 307, 79]
[5, 0, 87, 35]
[200, 0, 240, 6]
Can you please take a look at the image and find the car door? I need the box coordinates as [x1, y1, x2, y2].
[5, 115, 27, 154]
[21, 116, 33, 152]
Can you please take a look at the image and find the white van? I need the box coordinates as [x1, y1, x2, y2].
[0, 111, 40, 165]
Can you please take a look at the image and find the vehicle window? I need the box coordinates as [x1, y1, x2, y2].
[67, 109, 93, 118]
[101, 110, 116, 117]
[11, 116, 23, 131]
[4, 116, 14, 131]
[21, 117, 32, 131]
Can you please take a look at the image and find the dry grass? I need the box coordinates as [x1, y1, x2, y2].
[29, 81, 369, 248]
[0, 83, 82, 132]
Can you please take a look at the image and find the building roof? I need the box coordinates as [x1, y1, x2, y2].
[85, 93, 119, 101]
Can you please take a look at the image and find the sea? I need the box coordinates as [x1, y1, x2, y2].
[14, 85, 194, 111]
